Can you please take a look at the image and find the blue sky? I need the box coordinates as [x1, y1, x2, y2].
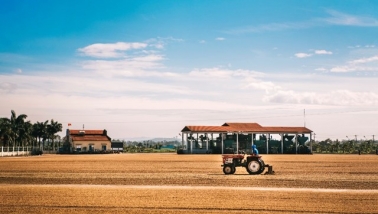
[1, 0, 378, 140]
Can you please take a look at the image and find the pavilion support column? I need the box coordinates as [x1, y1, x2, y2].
[281, 134, 284, 154]
[181, 133, 184, 148]
[196, 133, 199, 150]
[310, 133, 313, 154]
[295, 134, 298, 154]
[266, 134, 270, 154]
[251, 133, 254, 154]
[236, 132, 239, 154]
[211, 133, 213, 151]
[206, 134, 208, 151]
[221, 134, 224, 154]
[190, 133, 193, 154]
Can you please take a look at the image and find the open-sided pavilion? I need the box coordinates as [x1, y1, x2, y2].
[180, 122, 313, 154]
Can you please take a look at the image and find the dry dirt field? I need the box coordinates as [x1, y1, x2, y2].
[0, 153, 377, 213]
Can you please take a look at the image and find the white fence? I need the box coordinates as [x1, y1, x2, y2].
[1, 147, 32, 157]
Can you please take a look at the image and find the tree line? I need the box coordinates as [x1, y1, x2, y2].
[0, 110, 62, 150]
[112, 139, 178, 153]
[312, 138, 378, 154]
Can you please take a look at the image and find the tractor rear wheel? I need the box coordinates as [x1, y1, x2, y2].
[231, 166, 236, 174]
[223, 165, 234, 175]
[246, 159, 264, 175]
[258, 159, 266, 174]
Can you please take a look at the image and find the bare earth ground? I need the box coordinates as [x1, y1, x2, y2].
[0, 154, 377, 213]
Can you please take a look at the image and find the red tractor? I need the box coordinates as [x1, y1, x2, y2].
[221, 153, 274, 175]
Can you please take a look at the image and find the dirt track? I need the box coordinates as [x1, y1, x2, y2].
[0, 154, 377, 213]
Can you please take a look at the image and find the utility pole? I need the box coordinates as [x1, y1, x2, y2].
[304, 109, 306, 127]
[311, 133, 316, 153]
[355, 135, 360, 155]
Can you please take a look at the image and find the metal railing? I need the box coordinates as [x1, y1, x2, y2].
[0, 146, 34, 157]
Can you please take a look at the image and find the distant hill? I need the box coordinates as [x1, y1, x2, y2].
[149, 138, 180, 142]
[115, 137, 181, 142]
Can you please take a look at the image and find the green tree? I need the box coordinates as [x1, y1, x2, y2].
[347, 140, 355, 154]
[341, 141, 348, 153]
[333, 139, 340, 153]
[7, 110, 28, 147]
[33, 120, 48, 149]
[47, 119, 62, 151]
[18, 121, 33, 147]
[0, 118, 11, 147]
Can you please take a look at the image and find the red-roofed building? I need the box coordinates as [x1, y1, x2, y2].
[179, 122, 313, 155]
[64, 129, 111, 152]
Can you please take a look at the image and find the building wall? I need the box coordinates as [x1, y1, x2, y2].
[72, 140, 111, 151]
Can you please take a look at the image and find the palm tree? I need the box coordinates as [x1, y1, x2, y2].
[33, 120, 48, 149]
[47, 119, 62, 151]
[31, 123, 39, 147]
[341, 141, 348, 154]
[18, 121, 32, 147]
[8, 110, 28, 147]
[0, 118, 11, 147]
[347, 140, 355, 154]
[333, 140, 340, 154]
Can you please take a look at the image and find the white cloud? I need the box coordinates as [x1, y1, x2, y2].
[225, 10, 378, 36]
[330, 55, 378, 73]
[188, 67, 281, 94]
[225, 22, 313, 34]
[81, 54, 165, 71]
[189, 67, 263, 79]
[78, 40, 169, 77]
[349, 56, 378, 64]
[15, 68, 22, 73]
[215, 37, 225, 41]
[0, 82, 17, 93]
[295, 50, 332, 58]
[199, 40, 206, 44]
[3, 62, 378, 140]
[315, 68, 327, 72]
[330, 66, 378, 73]
[295, 53, 312, 58]
[78, 42, 147, 58]
[246, 80, 281, 93]
[315, 50, 333, 55]
[330, 66, 354, 73]
[151, 42, 164, 49]
[324, 10, 378, 27]
[263, 89, 378, 106]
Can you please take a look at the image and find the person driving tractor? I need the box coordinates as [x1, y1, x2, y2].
[252, 144, 259, 155]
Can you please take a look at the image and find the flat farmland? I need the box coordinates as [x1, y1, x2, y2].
[0, 154, 377, 213]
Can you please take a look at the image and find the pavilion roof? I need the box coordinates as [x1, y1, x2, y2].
[182, 122, 312, 134]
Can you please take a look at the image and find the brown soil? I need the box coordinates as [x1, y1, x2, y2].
[0, 154, 377, 213]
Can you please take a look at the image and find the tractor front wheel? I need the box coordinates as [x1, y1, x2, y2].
[223, 165, 235, 175]
[246, 159, 264, 175]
